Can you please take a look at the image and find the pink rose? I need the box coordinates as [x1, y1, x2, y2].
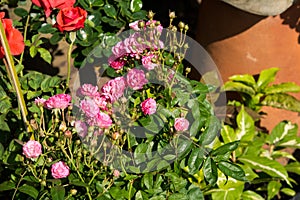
[23, 140, 42, 159]
[108, 56, 126, 70]
[142, 53, 158, 70]
[96, 112, 112, 128]
[146, 20, 163, 33]
[141, 98, 157, 115]
[44, 94, 71, 110]
[80, 98, 100, 118]
[34, 97, 46, 107]
[174, 118, 189, 131]
[77, 84, 99, 98]
[51, 161, 70, 179]
[123, 33, 145, 56]
[112, 41, 126, 58]
[32, 0, 75, 17]
[94, 95, 109, 111]
[101, 77, 126, 102]
[126, 69, 148, 90]
[75, 120, 87, 138]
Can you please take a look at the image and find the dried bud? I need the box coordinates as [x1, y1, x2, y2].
[171, 26, 177, 32]
[185, 67, 191, 73]
[169, 11, 176, 19]
[112, 132, 120, 140]
[178, 22, 185, 30]
[46, 157, 53, 163]
[147, 10, 155, 20]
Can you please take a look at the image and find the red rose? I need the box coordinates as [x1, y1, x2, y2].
[55, 7, 87, 32]
[32, 0, 75, 17]
[0, 13, 24, 59]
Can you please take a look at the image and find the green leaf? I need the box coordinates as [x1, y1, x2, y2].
[267, 181, 281, 200]
[0, 181, 15, 191]
[50, 32, 63, 45]
[211, 141, 239, 156]
[38, 48, 52, 64]
[51, 185, 65, 200]
[130, 0, 143, 12]
[265, 82, 300, 94]
[134, 143, 148, 164]
[29, 46, 38, 58]
[229, 74, 256, 88]
[168, 193, 189, 200]
[236, 105, 255, 142]
[267, 121, 297, 145]
[203, 157, 218, 185]
[221, 125, 236, 144]
[239, 156, 290, 185]
[38, 24, 57, 34]
[109, 187, 128, 200]
[217, 161, 246, 181]
[241, 190, 264, 200]
[222, 81, 256, 96]
[188, 148, 204, 174]
[14, 7, 28, 17]
[187, 187, 204, 200]
[261, 93, 300, 112]
[257, 67, 279, 90]
[18, 184, 39, 199]
[104, 4, 117, 18]
[280, 188, 296, 196]
[285, 162, 300, 175]
[142, 173, 153, 190]
[199, 115, 220, 145]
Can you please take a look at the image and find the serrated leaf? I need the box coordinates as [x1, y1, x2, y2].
[38, 48, 52, 64]
[257, 67, 279, 90]
[267, 181, 281, 200]
[239, 156, 290, 185]
[222, 81, 256, 95]
[38, 24, 57, 34]
[203, 157, 218, 185]
[142, 173, 153, 190]
[29, 46, 37, 58]
[261, 93, 300, 112]
[18, 184, 39, 199]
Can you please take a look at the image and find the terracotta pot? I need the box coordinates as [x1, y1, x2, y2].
[196, 0, 300, 132]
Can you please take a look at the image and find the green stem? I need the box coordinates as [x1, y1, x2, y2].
[12, 170, 27, 200]
[65, 33, 75, 91]
[0, 20, 32, 133]
[19, 13, 31, 71]
[128, 180, 133, 200]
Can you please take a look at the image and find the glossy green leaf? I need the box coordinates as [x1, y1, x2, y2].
[104, 4, 117, 18]
[188, 148, 204, 174]
[142, 173, 153, 190]
[267, 181, 281, 200]
[236, 105, 255, 142]
[50, 32, 63, 45]
[38, 48, 52, 64]
[51, 185, 65, 200]
[14, 7, 28, 17]
[257, 67, 279, 90]
[199, 115, 220, 145]
[239, 156, 290, 185]
[203, 157, 218, 185]
[130, 0, 143, 12]
[29, 46, 37, 58]
[229, 74, 256, 88]
[217, 161, 246, 181]
[222, 81, 256, 95]
[187, 187, 204, 199]
[211, 141, 239, 156]
[38, 24, 57, 34]
[261, 93, 300, 112]
[241, 190, 264, 200]
[18, 184, 39, 199]
[220, 125, 236, 144]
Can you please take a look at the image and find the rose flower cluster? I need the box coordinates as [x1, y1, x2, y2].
[32, 0, 87, 32]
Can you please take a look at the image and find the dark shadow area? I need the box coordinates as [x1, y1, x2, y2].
[280, 2, 300, 43]
[196, 0, 266, 46]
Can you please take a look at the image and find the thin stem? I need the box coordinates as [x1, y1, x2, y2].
[12, 171, 27, 200]
[19, 13, 31, 72]
[0, 20, 32, 133]
[65, 34, 75, 91]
